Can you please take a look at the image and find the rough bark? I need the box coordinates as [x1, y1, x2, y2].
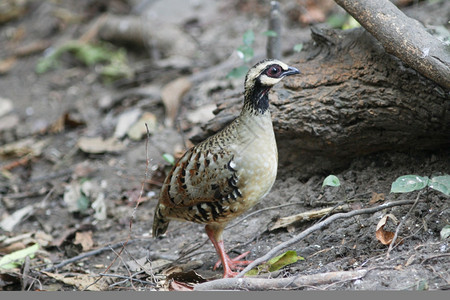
[334, 0, 450, 89]
[191, 27, 450, 176]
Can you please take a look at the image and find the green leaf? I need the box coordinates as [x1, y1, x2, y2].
[428, 175, 450, 196]
[162, 153, 175, 165]
[262, 30, 278, 37]
[35, 41, 128, 74]
[322, 175, 341, 187]
[227, 65, 249, 79]
[35, 53, 60, 74]
[342, 16, 361, 30]
[237, 45, 254, 63]
[267, 250, 303, 272]
[77, 194, 90, 212]
[73, 43, 111, 66]
[416, 279, 429, 291]
[293, 43, 303, 53]
[326, 14, 348, 29]
[440, 225, 450, 240]
[100, 48, 133, 83]
[0, 243, 39, 269]
[247, 250, 303, 275]
[243, 30, 255, 46]
[390, 175, 429, 193]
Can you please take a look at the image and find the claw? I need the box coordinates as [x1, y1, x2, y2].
[213, 251, 252, 270]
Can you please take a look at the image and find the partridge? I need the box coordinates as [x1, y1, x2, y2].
[152, 59, 300, 278]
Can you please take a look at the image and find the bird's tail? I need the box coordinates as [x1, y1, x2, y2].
[152, 205, 170, 237]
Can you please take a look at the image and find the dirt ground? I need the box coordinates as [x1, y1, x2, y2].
[0, 0, 449, 291]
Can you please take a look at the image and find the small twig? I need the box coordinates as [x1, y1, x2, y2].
[421, 253, 450, 264]
[2, 155, 33, 171]
[21, 256, 31, 291]
[83, 123, 153, 290]
[28, 169, 74, 183]
[99, 273, 155, 286]
[37, 187, 55, 209]
[41, 240, 136, 272]
[108, 246, 137, 291]
[175, 118, 189, 151]
[235, 199, 418, 278]
[226, 198, 298, 230]
[2, 189, 49, 200]
[386, 191, 423, 258]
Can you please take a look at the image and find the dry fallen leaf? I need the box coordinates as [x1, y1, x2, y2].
[48, 112, 85, 134]
[270, 205, 351, 231]
[74, 231, 94, 252]
[369, 192, 385, 204]
[375, 214, 398, 245]
[0, 242, 26, 254]
[185, 104, 216, 124]
[0, 137, 48, 157]
[167, 270, 207, 285]
[127, 112, 158, 140]
[161, 76, 192, 127]
[73, 161, 97, 178]
[0, 205, 35, 232]
[376, 227, 394, 245]
[0, 56, 17, 74]
[0, 270, 22, 289]
[77, 136, 125, 154]
[405, 254, 416, 267]
[42, 272, 107, 291]
[169, 280, 194, 291]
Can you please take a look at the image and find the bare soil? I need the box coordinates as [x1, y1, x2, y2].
[0, 0, 448, 291]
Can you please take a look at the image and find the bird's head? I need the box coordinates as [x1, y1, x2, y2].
[244, 59, 300, 114]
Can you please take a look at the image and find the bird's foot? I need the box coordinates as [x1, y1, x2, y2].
[213, 251, 252, 273]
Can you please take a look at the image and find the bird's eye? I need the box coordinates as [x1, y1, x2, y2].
[266, 65, 282, 77]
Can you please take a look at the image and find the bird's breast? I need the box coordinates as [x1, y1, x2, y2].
[232, 116, 278, 210]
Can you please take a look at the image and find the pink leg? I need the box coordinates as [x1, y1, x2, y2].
[205, 225, 253, 278]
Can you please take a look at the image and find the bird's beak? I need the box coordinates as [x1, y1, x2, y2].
[283, 66, 301, 77]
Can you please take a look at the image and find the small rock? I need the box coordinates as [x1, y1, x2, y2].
[0, 97, 13, 117]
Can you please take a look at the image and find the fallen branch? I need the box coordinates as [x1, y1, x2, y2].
[334, 0, 450, 89]
[194, 269, 368, 291]
[235, 199, 417, 278]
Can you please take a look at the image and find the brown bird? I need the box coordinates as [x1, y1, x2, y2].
[152, 59, 300, 278]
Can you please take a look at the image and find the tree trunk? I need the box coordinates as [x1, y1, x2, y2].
[191, 27, 450, 176]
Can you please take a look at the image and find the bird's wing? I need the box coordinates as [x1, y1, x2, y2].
[159, 142, 240, 208]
